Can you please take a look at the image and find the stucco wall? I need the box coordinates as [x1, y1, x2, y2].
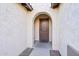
[34, 18, 39, 41]
[66, 4, 79, 56]
[66, 4, 79, 53]
[1, 3, 79, 56]
[56, 3, 79, 56]
[0, 3, 28, 56]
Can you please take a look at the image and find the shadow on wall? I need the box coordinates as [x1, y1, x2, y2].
[67, 45, 79, 56]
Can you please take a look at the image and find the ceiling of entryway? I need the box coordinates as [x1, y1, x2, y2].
[30, 3, 51, 9]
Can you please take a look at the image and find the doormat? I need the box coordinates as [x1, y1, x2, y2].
[19, 48, 33, 56]
[50, 50, 61, 56]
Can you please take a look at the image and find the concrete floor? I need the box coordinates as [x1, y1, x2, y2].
[19, 40, 61, 56]
[30, 41, 52, 56]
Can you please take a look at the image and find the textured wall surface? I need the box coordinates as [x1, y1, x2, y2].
[57, 3, 79, 56]
[0, 3, 28, 56]
[0, 3, 79, 56]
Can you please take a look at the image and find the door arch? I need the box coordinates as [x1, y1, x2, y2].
[33, 12, 52, 43]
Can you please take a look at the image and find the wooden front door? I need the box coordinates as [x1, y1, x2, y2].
[39, 18, 49, 42]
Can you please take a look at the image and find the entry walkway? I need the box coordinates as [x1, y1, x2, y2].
[19, 40, 61, 56]
[30, 41, 52, 56]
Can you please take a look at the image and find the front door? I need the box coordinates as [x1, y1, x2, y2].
[39, 18, 49, 42]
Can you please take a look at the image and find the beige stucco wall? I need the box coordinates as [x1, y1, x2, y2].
[49, 19, 52, 42]
[0, 3, 69, 56]
[0, 3, 65, 56]
[53, 3, 79, 56]
[58, 3, 79, 55]
[0, 3, 28, 56]
[1, 3, 79, 56]
[34, 18, 39, 41]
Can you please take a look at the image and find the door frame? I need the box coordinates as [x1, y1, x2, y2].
[33, 12, 52, 46]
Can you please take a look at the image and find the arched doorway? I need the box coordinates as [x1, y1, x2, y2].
[33, 12, 52, 47]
